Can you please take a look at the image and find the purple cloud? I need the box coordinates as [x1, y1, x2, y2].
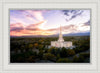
[62, 10, 84, 21]
[10, 27, 24, 32]
[84, 20, 90, 25]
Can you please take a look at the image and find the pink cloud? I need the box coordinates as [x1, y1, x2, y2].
[25, 10, 44, 21]
[10, 16, 27, 25]
[10, 21, 90, 36]
[10, 23, 25, 32]
[33, 11, 44, 21]
[25, 15, 37, 23]
[25, 21, 46, 30]
[10, 21, 49, 36]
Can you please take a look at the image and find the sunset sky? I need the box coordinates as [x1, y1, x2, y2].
[10, 10, 90, 36]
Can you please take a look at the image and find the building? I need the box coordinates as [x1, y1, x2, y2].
[51, 25, 72, 48]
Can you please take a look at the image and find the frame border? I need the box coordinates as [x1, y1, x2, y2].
[0, 0, 99, 73]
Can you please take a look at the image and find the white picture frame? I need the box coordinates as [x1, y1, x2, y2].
[0, 0, 100, 73]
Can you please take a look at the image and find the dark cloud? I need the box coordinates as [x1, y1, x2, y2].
[10, 27, 24, 32]
[70, 11, 83, 20]
[10, 23, 24, 32]
[62, 10, 84, 21]
[26, 15, 34, 18]
[84, 20, 90, 25]
[25, 28, 40, 31]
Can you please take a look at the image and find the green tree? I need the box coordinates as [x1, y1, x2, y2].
[38, 44, 44, 50]
[66, 49, 75, 57]
[14, 48, 19, 53]
[73, 56, 79, 62]
[78, 54, 85, 62]
[80, 53, 90, 58]
[38, 50, 43, 59]
[60, 47, 67, 58]
[56, 58, 71, 63]
[28, 44, 33, 51]
[56, 54, 60, 60]
[20, 45, 26, 52]
[43, 53, 56, 61]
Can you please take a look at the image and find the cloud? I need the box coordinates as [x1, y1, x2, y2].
[84, 20, 90, 25]
[10, 16, 27, 25]
[45, 23, 90, 35]
[10, 23, 24, 32]
[10, 24, 90, 36]
[33, 11, 44, 21]
[24, 10, 44, 22]
[10, 27, 24, 32]
[10, 10, 90, 36]
[10, 21, 90, 36]
[10, 20, 48, 36]
[25, 21, 46, 30]
[10, 21, 45, 32]
[10, 10, 46, 25]
[26, 15, 37, 23]
[62, 25, 78, 33]
[62, 10, 84, 21]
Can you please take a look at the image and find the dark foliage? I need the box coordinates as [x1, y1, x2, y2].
[10, 36, 90, 63]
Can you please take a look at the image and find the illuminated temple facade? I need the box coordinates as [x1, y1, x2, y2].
[51, 25, 72, 48]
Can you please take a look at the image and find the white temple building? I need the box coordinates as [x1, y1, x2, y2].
[51, 25, 72, 48]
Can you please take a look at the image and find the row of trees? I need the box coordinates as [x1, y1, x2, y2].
[10, 36, 90, 63]
[11, 46, 90, 63]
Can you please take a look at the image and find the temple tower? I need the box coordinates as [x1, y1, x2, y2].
[58, 24, 64, 42]
[51, 24, 72, 48]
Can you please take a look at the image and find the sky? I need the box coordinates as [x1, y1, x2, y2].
[10, 10, 90, 36]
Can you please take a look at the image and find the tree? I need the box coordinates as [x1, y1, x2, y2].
[60, 47, 67, 57]
[66, 49, 75, 57]
[38, 50, 44, 59]
[38, 40, 44, 44]
[78, 54, 85, 62]
[38, 44, 44, 50]
[26, 56, 36, 62]
[56, 58, 71, 63]
[80, 53, 90, 58]
[20, 45, 26, 52]
[14, 48, 19, 53]
[43, 53, 56, 61]
[48, 47, 60, 56]
[34, 43, 38, 48]
[56, 54, 60, 60]
[44, 48, 48, 53]
[28, 44, 33, 51]
[48, 47, 55, 54]
[73, 56, 79, 62]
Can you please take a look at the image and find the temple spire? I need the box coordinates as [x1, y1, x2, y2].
[58, 24, 64, 42]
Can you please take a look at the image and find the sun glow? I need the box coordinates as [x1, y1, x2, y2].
[10, 10, 90, 36]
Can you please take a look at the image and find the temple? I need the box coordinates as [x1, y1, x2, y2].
[51, 24, 72, 48]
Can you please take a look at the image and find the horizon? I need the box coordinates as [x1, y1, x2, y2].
[10, 32, 90, 38]
[10, 10, 90, 37]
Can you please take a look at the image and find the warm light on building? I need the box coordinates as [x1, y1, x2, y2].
[51, 24, 73, 48]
